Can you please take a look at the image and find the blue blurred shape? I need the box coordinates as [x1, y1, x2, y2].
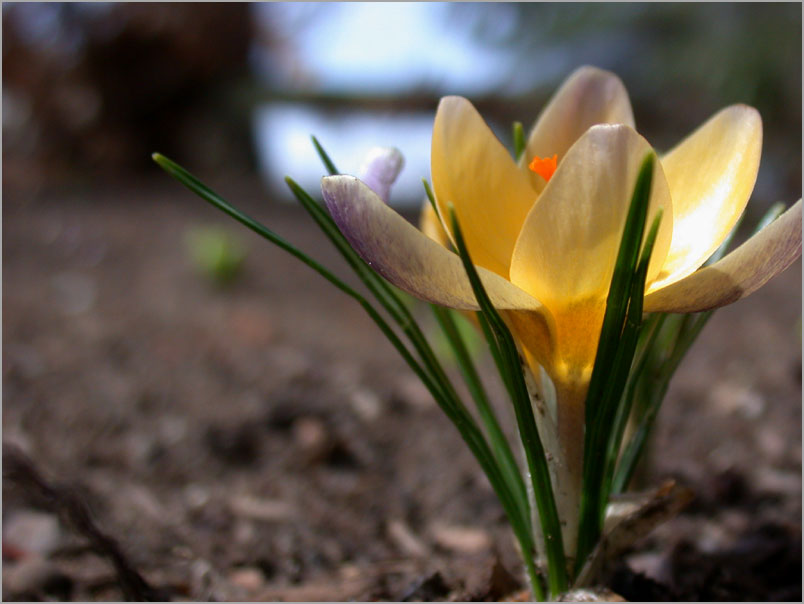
[254, 2, 521, 95]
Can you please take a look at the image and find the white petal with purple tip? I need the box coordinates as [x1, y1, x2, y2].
[321, 175, 551, 313]
[645, 200, 802, 313]
[358, 147, 405, 204]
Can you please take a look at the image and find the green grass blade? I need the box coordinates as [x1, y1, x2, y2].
[154, 154, 543, 597]
[289, 135, 534, 512]
[423, 179, 440, 217]
[151, 155, 449, 410]
[575, 153, 655, 572]
[156, 150, 552, 597]
[290, 175, 483, 423]
[288, 176, 448, 389]
[611, 201, 788, 493]
[287, 173, 539, 548]
[611, 311, 708, 493]
[603, 312, 667, 494]
[754, 202, 786, 232]
[448, 205, 567, 597]
[285, 178, 488, 448]
[588, 211, 662, 530]
[706, 201, 784, 267]
[598, 211, 663, 508]
[311, 135, 339, 176]
[154, 154, 358, 297]
[584, 154, 655, 425]
[431, 305, 530, 529]
[513, 121, 526, 161]
[285, 177, 407, 320]
[154, 153, 448, 419]
[289, 175, 460, 402]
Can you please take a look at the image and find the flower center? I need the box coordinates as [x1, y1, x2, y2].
[528, 154, 558, 182]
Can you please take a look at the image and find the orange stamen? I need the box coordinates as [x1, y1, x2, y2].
[528, 154, 558, 182]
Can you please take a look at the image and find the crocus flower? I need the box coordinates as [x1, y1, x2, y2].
[321, 67, 801, 550]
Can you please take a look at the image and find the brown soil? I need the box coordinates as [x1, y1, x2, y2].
[3, 179, 801, 601]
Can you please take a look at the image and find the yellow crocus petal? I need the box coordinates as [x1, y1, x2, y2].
[431, 96, 535, 278]
[645, 199, 801, 313]
[321, 174, 555, 362]
[649, 105, 763, 292]
[522, 66, 635, 194]
[419, 199, 451, 249]
[511, 124, 673, 384]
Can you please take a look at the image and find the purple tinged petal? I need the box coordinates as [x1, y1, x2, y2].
[358, 147, 404, 204]
[320, 174, 548, 313]
[644, 199, 802, 313]
[321, 174, 557, 374]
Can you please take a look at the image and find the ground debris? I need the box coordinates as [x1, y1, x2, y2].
[459, 553, 521, 601]
[556, 587, 627, 601]
[3, 557, 74, 601]
[387, 518, 429, 558]
[399, 570, 451, 601]
[3, 510, 63, 557]
[576, 480, 694, 587]
[204, 422, 260, 466]
[2, 445, 168, 601]
[431, 522, 492, 554]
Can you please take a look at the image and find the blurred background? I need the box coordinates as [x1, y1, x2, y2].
[3, 2, 801, 207]
[3, 4, 802, 602]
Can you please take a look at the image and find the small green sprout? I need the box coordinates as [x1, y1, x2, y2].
[184, 225, 246, 286]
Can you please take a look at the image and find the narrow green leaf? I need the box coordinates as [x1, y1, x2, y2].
[576, 153, 655, 572]
[603, 312, 667, 494]
[431, 305, 530, 529]
[285, 175, 539, 544]
[599, 210, 663, 509]
[611, 311, 707, 493]
[155, 151, 542, 599]
[151, 155, 431, 400]
[311, 135, 339, 176]
[612, 200, 788, 493]
[585, 154, 655, 422]
[448, 205, 567, 597]
[707, 201, 784, 267]
[292, 133, 537, 521]
[755, 202, 786, 231]
[422, 179, 439, 217]
[287, 176, 478, 434]
[287, 175, 416, 333]
[513, 121, 526, 161]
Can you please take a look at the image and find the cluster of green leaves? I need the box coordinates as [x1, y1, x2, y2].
[607, 201, 785, 497]
[574, 155, 663, 571]
[153, 146, 556, 598]
[571, 158, 784, 573]
[574, 173, 786, 571]
[443, 200, 569, 595]
[153, 141, 779, 599]
[510, 126, 674, 578]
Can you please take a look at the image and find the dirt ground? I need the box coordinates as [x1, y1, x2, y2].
[3, 179, 801, 601]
